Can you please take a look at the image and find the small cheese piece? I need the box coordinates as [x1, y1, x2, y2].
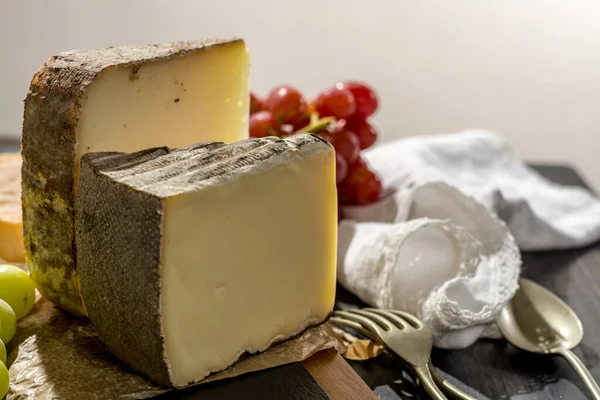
[76, 134, 337, 387]
[0, 153, 25, 263]
[21, 39, 250, 316]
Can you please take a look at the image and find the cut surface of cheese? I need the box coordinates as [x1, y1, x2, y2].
[21, 39, 250, 316]
[76, 134, 337, 387]
[0, 153, 25, 263]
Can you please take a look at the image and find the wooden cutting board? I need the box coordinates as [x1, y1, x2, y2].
[304, 349, 377, 399]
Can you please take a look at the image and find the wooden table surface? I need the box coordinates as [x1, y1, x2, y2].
[3, 137, 599, 399]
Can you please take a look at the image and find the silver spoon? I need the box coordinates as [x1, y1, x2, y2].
[497, 278, 600, 399]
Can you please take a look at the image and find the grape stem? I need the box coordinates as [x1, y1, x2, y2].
[294, 112, 335, 135]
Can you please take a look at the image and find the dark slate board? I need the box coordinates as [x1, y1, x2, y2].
[155, 362, 329, 400]
[339, 164, 600, 400]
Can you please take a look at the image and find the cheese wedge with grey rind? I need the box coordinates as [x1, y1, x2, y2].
[76, 134, 337, 387]
[21, 39, 249, 316]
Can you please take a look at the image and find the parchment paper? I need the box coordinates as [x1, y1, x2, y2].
[332, 327, 383, 361]
[6, 298, 341, 399]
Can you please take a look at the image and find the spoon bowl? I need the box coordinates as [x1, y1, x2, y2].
[498, 278, 600, 399]
[498, 278, 583, 353]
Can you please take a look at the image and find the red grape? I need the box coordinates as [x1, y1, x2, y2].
[265, 85, 307, 124]
[320, 130, 361, 164]
[314, 87, 356, 119]
[335, 81, 378, 118]
[335, 153, 348, 184]
[277, 124, 294, 137]
[290, 113, 310, 132]
[349, 156, 367, 170]
[338, 166, 383, 205]
[250, 92, 264, 114]
[331, 118, 347, 133]
[346, 116, 377, 149]
[249, 111, 278, 138]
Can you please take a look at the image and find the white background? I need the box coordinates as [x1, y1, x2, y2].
[1, 0, 600, 187]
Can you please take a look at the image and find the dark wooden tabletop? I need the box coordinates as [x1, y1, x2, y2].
[3, 137, 599, 399]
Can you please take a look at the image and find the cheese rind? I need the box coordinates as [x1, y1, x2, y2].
[76, 134, 337, 387]
[21, 39, 250, 316]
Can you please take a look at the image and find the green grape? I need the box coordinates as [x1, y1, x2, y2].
[0, 264, 36, 320]
[0, 361, 7, 399]
[0, 300, 16, 344]
[0, 339, 5, 364]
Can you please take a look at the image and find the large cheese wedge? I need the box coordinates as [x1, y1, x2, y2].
[21, 39, 250, 316]
[76, 134, 337, 387]
[0, 153, 25, 263]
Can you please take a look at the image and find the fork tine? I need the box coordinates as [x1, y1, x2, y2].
[349, 309, 395, 331]
[333, 311, 386, 339]
[329, 317, 374, 339]
[388, 310, 424, 329]
[364, 308, 409, 330]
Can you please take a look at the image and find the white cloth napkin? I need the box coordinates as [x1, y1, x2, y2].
[337, 130, 600, 349]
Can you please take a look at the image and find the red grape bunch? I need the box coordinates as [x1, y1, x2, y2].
[249, 81, 383, 209]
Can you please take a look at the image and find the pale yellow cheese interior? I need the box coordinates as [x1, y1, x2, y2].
[0, 153, 25, 262]
[74, 41, 250, 190]
[161, 149, 337, 386]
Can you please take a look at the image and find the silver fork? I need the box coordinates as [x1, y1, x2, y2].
[331, 308, 476, 400]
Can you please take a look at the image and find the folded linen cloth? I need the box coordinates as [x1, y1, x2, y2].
[338, 130, 600, 348]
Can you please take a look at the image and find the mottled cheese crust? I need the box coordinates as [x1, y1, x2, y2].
[21, 39, 250, 316]
[76, 134, 337, 387]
